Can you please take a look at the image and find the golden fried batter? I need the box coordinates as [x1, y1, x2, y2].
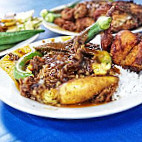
[110, 30, 142, 72]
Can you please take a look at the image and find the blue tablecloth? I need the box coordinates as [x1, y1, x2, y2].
[0, 0, 142, 142]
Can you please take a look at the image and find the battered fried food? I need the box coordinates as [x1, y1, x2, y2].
[101, 29, 113, 51]
[74, 3, 88, 19]
[62, 21, 76, 31]
[58, 76, 118, 105]
[110, 30, 142, 72]
[61, 8, 74, 20]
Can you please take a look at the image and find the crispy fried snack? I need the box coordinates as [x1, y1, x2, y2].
[111, 30, 137, 65]
[106, 30, 142, 72]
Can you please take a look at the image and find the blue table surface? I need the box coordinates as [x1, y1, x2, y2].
[0, 0, 142, 142]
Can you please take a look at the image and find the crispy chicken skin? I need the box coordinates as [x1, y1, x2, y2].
[62, 21, 76, 31]
[61, 8, 74, 20]
[93, 4, 111, 21]
[111, 30, 137, 64]
[101, 29, 113, 51]
[121, 41, 142, 72]
[110, 30, 142, 72]
[74, 3, 88, 19]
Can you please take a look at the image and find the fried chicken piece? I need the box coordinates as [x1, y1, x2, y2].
[54, 18, 65, 27]
[115, 1, 142, 21]
[61, 8, 74, 20]
[111, 1, 142, 32]
[93, 4, 111, 21]
[110, 30, 137, 64]
[74, 3, 88, 19]
[92, 2, 140, 32]
[111, 13, 138, 33]
[75, 17, 94, 32]
[87, 1, 106, 17]
[101, 29, 113, 51]
[62, 21, 76, 31]
[121, 41, 142, 72]
[110, 30, 142, 72]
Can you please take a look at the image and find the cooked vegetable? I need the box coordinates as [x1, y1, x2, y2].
[45, 13, 61, 23]
[86, 16, 112, 42]
[14, 51, 42, 79]
[14, 16, 112, 80]
[40, 9, 49, 19]
[0, 29, 45, 45]
[92, 51, 112, 75]
[4, 20, 16, 27]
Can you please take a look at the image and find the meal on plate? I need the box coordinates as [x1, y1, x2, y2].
[41, 0, 142, 33]
[0, 10, 44, 51]
[0, 12, 141, 107]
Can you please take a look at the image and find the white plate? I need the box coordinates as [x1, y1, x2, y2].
[0, 36, 142, 119]
[0, 34, 39, 56]
[43, 4, 142, 36]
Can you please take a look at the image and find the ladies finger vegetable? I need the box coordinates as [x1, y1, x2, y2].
[0, 29, 45, 45]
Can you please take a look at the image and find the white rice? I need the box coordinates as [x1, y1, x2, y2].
[112, 66, 142, 100]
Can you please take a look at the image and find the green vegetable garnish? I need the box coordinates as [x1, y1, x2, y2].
[84, 16, 112, 43]
[40, 9, 49, 18]
[92, 51, 112, 75]
[14, 51, 42, 80]
[0, 29, 45, 45]
[45, 13, 61, 23]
